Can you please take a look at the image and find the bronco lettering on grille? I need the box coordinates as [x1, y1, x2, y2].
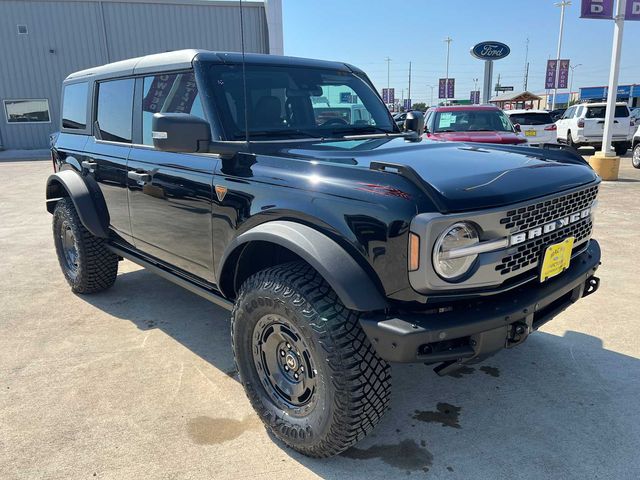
[510, 207, 591, 246]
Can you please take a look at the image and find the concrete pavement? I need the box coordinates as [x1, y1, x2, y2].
[1, 157, 638, 479]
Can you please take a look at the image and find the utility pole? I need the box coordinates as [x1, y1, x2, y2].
[408, 61, 412, 109]
[551, 1, 571, 110]
[444, 36, 452, 104]
[384, 57, 391, 104]
[495, 73, 501, 97]
[568, 63, 582, 104]
[427, 85, 435, 107]
[523, 37, 530, 91]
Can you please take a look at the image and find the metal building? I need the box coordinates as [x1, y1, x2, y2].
[0, 0, 283, 150]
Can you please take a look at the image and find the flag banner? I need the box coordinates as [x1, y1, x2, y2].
[580, 0, 613, 19]
[558, 60, 570, 89]
[545, 60, 558, 89]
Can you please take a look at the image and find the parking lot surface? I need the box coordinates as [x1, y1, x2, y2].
[1, 157, 639, 480]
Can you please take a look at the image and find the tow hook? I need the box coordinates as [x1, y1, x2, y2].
[507, 322, 529, 347]
[583, 276, 600, 298]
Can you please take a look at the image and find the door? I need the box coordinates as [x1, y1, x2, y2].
[127, 73, 217, 283]
[83, 78, 135, 244]
[556, 106, 574, 141]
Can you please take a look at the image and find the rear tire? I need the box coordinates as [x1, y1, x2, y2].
[567, 131, 576, 149]
[614, 143, 628, 156]
[52, 197, 118, 293]
[231, 261, 391, 458]
[633, 143, 640, 169]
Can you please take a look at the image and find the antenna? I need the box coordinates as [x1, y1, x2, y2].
[239, 0, 250, 149]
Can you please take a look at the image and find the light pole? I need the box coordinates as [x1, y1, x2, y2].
[551, 1, 571, 110]
[444, 36, 452, 104]
[384, 57, 391, 105]
[426, 85, 435, 106]
[568, 63, 582, 104]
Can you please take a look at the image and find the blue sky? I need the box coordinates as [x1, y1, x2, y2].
[282, 0, 640, 104]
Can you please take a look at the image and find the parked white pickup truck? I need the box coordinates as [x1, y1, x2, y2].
[556, 102, 635, 155]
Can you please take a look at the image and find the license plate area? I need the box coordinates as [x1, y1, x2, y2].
[525, 130, 537, 137]
[540, 237, 574, 282]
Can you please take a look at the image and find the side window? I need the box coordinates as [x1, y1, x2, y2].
[96, 79, 134, 143]
[62, 82, 88, 130]
[142, 72, 203, 146]
[4, 99, 50, 123]
[576, 106, 584, 117]
[563, 107, 575, 120]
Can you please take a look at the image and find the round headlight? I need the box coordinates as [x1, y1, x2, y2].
[433, 222, 480, 281]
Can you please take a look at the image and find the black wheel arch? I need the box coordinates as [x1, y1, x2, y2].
[217, 221, 388, 312]
[46, 170, 110, 239]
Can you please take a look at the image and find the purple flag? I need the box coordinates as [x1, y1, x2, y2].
[382, 88, 389, 103]
[545, 60, 557, 89]
[558, 60, 570, 89]
[439, 79, 447, 99]
[581, 0, 613, 19]
[626, 0, 640, 20]
[388, 88, 395, 104]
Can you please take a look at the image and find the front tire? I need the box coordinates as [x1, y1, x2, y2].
[633, 143, 640, 169]
[53, 197, 118, 293]
[614, 143, 628, 156]
[231, 261, 391, 457]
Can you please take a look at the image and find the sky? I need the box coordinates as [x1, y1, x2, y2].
[282, 0, 640, 105]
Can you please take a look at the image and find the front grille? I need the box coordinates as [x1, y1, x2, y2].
[499, 185, 599, 231]
[495, 217, 593, 275]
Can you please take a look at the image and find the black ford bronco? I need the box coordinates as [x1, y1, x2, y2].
[47, 50, 601, 457]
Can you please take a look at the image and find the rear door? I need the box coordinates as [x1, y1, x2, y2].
[83, 78, 135, 244]
[584, 105, 630, 138]
[556, 106, 574, 140]
[126, 72, 217, 283]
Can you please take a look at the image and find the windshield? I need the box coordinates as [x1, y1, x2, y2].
[204, 64, 395, 140]
[508, 112, 554, 125]
[434, 110, 514, 133]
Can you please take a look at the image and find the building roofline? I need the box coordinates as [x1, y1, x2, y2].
[0, 0, 265, 7]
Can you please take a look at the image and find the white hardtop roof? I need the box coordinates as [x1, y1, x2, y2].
[577, 102, 629, 107]
[505, 109, 550, 115]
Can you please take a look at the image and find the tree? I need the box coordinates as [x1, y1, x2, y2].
[412, 102, 427, 111]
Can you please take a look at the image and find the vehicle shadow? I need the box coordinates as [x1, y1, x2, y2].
[82, 267, 639, 480]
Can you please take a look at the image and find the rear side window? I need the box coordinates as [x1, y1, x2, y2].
[62, 82, 88, 129]
[509, 112, 553, 125]
[586, 105, 630, 118]
[96, 79, 134, 143]
[141, 72, 203, 146]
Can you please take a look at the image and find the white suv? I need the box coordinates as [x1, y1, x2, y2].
[505, 109, 557, 146]
[556, 102, 635, 155]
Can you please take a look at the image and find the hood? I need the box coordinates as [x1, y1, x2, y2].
[430, 131, 526, 144]
[269, 138, 598, 212]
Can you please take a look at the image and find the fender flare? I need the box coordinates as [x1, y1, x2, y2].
[46, 170, 110, 238]
[219, 221, 388, 312]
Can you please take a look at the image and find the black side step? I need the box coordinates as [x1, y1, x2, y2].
[107, 245, 233, 311]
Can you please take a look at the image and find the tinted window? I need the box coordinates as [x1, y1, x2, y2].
[4, 99, 50, 123]
[62, 82, 88, 129]
[96, 79, 134, 143]
[562, 107, 575, 119]
[586, 105, 630, 118]
[142, 72, 204, 145]
[508, 112, 553, 125]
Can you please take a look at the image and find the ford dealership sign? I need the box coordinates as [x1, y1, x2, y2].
[470, 41, 510, 60]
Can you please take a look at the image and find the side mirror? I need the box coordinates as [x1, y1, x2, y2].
[152, 113, 211, 153]
[513, 123, 521, 133]
[404, 111, 424, 134]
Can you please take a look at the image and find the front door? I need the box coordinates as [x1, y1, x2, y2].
[126, 73, 217, 283]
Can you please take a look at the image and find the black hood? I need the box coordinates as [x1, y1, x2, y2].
[268, 138, 598, 212]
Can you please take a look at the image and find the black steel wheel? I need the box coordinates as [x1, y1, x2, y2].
[231, 261, 391, 458]
[53, 198, 118, 293]
[633, 144, 640, 169]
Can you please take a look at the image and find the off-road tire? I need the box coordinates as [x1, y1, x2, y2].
[231, 261, 391, 457]
[53, 197, 118, 293]
[632, 143, 640, 169]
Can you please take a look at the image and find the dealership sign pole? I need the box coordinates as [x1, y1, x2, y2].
[470, 41, 510, 104]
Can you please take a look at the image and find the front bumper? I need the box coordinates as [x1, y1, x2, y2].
[360, 240, 601, 369]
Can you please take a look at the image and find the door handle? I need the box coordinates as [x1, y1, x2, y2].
[81, 160, 97, 172]
[128, 171, 151, 185]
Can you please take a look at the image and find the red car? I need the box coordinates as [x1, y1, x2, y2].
[424, 105, 527, 145]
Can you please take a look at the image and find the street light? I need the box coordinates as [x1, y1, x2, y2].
[444, 37, 452, 105]
[426, 85, 435, 107]
[569, 63, 582, 104]
[551, 1, 571, 110]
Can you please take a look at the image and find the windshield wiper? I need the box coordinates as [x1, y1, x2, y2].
[328, 126, 396, 136]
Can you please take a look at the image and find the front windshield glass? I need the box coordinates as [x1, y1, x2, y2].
[205, 64, 395, 140]
[434, 110, 514, 133]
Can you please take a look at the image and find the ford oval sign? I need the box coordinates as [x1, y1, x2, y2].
[470, 41, 510, 61]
